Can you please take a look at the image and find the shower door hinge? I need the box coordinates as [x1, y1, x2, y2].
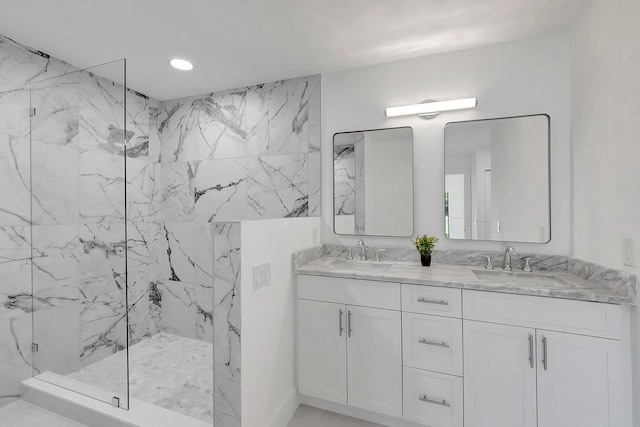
[29, 107, 36, 116]
[31, 343, 39, 353]
[111, 396, 120, 408]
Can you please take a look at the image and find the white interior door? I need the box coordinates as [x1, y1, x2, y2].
[445, 172, 471, 239]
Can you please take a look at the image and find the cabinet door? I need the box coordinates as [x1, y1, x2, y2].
[346, 305, 402, 417]
[463, 320, 537, 427]
[298, 299, 347, 404]
[536, 330, 626, 427]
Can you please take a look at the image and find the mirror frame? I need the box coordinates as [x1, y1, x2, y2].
[333, 126, 414, 237]
[443, 114, 551, 244]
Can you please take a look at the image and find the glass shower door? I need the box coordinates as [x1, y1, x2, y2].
[29, 59, 130, 409]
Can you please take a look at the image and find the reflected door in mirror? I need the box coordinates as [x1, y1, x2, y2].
[333, 127, 414, 237]
[444, 114, 550, 243]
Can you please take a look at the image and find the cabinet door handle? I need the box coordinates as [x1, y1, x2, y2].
[417, 297, 449, 306]
[419, 395, 451, 408]
[542, 336, 548, 371]
[528, 334, 534, 368]
[348, 310, 352, 337]
[339, 309, 343, 336]
[418, 338, 450, 349]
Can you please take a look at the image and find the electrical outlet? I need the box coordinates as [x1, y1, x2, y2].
[253, 262, 271, 291]
[622, 238, 636, 267]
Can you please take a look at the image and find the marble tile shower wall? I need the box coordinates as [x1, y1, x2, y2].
[211, 222, 241, 427]
[149, 75, 321, 345]
[0, 35, 155, 402]
[0, 33, 320, 425]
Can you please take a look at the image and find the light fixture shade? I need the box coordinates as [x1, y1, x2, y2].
[170, 58, 194, 71]
[385, 97, 477, 118]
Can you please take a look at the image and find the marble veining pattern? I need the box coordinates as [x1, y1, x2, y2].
[334, 145, 356, 216]
[0, 33, 160, 414]
[296, 255, 635, 304]
[0, 136, 30, 226]
[292, 245, 324, 269]
[321, 245, 570, 273]
[247, 154, 309, 219]
[68, 332, 213, 423]
[0, 33, 325, 427]
[213, 222, 241, 427]
[569, 258, 637, 296]
[0, 226, 31, 317]
[246, 78, 311, 156]
[0, 313, 31, 397]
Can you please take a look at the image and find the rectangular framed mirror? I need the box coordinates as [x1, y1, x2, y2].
[444, 114, 550, 243]
[333, 127, 414, 237]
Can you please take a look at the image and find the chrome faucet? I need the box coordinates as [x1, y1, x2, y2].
[357, 239, 367, 261]
[503, 246, 516, 271]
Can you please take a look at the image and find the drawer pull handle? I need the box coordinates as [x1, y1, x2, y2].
[418, 338, 450, 349]
[348, 310, 352, 338]
[542, 336, 548, 371]
[417, 297, 449, 306]
[339, 309, 343, 336]
[419, 395, 451, 407]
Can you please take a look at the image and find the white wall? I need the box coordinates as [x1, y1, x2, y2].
[570, 0, 640, 422]
[240, 217, 321, 427]
[322, 33, 571, 253]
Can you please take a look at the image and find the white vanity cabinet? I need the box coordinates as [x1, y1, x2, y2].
[402, 284, 464, 427]
[296, 271, 631, 427]
[297, 275, 403, 417]
[463, 290, 627, 427]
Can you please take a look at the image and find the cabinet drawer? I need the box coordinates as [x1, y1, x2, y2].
[403, 313, 463, 376]
[298, 275, 400, 310]
[402, 284, 462, 317]
[463, 290, 623, 339]
[403, 367, 463, 427]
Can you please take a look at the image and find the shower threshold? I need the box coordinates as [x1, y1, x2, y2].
[21, 374, 209, 427]
[22, 333, 214, 427]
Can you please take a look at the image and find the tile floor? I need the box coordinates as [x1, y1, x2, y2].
[287, 404, 386, 427]
[68, 332, 214, 423]
[0, 399, 381, 427]
[0, 400, 87, 427]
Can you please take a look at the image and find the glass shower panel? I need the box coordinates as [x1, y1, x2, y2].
[29, 59, 130, 409]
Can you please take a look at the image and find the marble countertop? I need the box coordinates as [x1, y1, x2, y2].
[295, 257, 636, 304]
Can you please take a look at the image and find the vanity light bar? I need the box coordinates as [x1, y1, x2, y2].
[385, 97, 477, 118]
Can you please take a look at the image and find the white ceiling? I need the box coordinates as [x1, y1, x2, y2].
[0, 0, 591, 101]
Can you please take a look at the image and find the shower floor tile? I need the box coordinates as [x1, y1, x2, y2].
[68, 332, 213, 423]
[0, 400, 88, 427]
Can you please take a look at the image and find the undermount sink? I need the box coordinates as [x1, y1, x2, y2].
[472, 269, 568, 287]
[331, 260, 392, 272]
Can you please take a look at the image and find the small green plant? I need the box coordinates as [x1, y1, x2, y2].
[412, 234, 438, 256]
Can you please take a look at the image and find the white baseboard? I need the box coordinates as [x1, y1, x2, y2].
[0, 396, 19, 409]
[266, 388, 300, 427]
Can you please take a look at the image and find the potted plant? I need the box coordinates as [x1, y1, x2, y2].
[412, 234, 438, 266]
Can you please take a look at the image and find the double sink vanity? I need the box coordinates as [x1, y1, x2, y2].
[320, 114, 636, 426]
[294, 246, 636, 427]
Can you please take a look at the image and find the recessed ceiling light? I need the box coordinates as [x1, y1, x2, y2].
[170, 58, 193, 71]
